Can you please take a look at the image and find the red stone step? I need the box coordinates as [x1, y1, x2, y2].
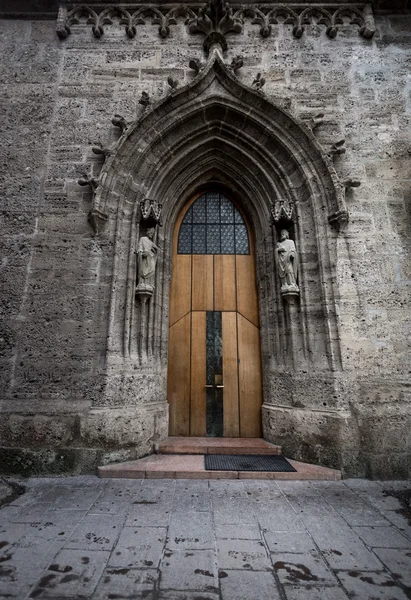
[98, 454, 341, 481]
[158, 437, 282, 455]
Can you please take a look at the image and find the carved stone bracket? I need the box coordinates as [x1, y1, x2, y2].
[140, 198, 163, 226]
[271, 199, 295, 224]
[328, 208, 349, 231]
[56, 3, 376, 43]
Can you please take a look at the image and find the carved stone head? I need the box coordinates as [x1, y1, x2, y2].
[280, 229, 290, 241]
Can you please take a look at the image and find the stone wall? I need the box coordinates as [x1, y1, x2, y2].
[0, 5, 410, 477]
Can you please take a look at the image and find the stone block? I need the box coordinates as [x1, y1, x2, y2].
[220, 570, 281, 600]
[29, 548, 110, 599]
[273, 552, 338, 586]
[160, 549, 218, 592]
[216, 539, 271, 571]
[335, 569, 409, 600]
[109, 525, 166, 568]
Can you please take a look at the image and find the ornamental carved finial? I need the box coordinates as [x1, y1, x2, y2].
[187, 0, 243, 54]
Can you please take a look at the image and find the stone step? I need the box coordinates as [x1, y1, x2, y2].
[98, 454, 341, 481]
[158, 437, 282, 455]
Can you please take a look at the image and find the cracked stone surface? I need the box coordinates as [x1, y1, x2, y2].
[0, 477, 410, 599]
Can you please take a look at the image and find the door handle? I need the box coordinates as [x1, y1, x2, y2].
[216, 385, 224, 388]
[205, 385, 213, 388]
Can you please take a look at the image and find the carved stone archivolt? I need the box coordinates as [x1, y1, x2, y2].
[57, 2, 376, 43]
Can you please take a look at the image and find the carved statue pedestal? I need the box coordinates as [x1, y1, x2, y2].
[281, 288, 300, 368]
[281, 285, 300, 299]
[135, 283, 154, 303]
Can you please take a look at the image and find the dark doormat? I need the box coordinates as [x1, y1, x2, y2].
[204, 454, 297, 472]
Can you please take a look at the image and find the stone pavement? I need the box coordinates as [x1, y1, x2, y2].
[0, 477, 410, 599]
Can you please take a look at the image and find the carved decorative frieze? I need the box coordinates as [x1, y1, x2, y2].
[56, 3, 376, 43]
[187, 0, 243, 53]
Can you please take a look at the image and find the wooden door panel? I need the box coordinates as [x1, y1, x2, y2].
[192, 255, 213, 311]
[169, 255, 191, 327]
[168, 313, 191, 436]
[214, 255, 236, 311]
[236, 255, 259, 327]
[222, 312, 240, 437]
[190, 311, 207, 436]
[237, 313, 263, 438]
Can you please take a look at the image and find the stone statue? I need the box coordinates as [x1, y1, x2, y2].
[275, 229, 299, 295]
[136, 228, 159, 292]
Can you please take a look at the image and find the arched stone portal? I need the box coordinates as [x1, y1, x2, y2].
[86, 50, 355, 469]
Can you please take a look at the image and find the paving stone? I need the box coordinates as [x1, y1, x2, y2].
[303, 516, 383, 571]
[29, 548, 110, 599]
[160, 549, 218, 591]
[0, 502, 52, 524]
[168, 511, 214, 550]
[92, 567, 158, 599]
[372, 548, 411, 586]
[284, 585, 349, 599]
[126, 503, 173, 527]
[209, 481, 247, 498]
[214, 499, 257, 525]
[87, 497, 132, 516]
[158, 592, 220, 600]
[49, 486, 102, 511]
[0, 544, 62, 600]
[254, 502, 306, 533]
[264, 531, 317, 553]
[109, 525, 166, 568]
[216, 539, 271, 571]
[352, 526, 411, 548]
[0, 522, 29, 552]
[173, 481, 211, 512]
[380, 511, 411, 541]
[215, 523, 261, 540]
[219, 569, 281, 600]
[62, 514, 124, 552]
[335, 569, 409, 599]
[319, 489, 390, 526]
[272, 552, 338, 586]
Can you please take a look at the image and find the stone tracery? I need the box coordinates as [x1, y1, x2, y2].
[56, 2, 376, 42]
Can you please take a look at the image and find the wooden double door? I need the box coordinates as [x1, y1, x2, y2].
[167, 192, 263, 438]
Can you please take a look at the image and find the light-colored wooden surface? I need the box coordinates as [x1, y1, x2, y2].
[190, 311, 207, 436]
[237, 313, 263, 438]
[169, 255, 191, 327]
[222, 312, 240, 438]
[214, 255, 236, 311]
[192, 255, 213, 311]
[168, 196, 262, 438]
[236, 254, 259, 327]
[167, 313, 191, 436]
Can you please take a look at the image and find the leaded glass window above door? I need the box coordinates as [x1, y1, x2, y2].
[177, 192, 250, 255]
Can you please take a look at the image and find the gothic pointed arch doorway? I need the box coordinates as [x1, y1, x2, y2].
[167, 190, 263, 438]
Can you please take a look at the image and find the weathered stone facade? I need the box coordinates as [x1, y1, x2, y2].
[0, 0, 410, 478]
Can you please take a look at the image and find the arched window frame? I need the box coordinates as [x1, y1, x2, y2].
[177, 191, 250, 255]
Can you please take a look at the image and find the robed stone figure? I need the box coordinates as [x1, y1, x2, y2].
[136, 227, 158, 292]
[275, 229, 299, 295]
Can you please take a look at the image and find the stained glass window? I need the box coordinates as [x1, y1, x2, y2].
[177, 192, 250, 255]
